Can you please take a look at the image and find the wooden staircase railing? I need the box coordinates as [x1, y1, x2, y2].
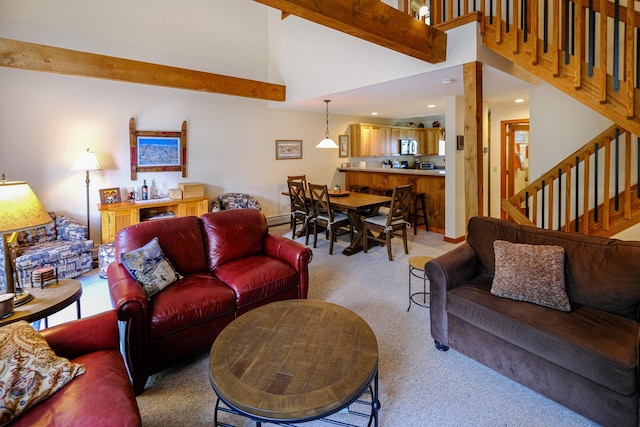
[410, 0, 640, 235]
[501, 124, 640, 235]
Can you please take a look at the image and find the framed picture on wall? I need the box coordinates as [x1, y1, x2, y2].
[99, 187, 121, 204]
[276, 140, 303, 160]
[129, 117, 187, 180]
[339, 135, 349, 157]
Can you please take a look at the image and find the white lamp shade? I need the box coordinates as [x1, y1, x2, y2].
[0, 181, 52, 233]
[316, 138, 339, 149]
[72, 149, 101, 171]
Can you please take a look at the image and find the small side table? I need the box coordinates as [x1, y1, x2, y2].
[0, 279, 82, 328]
[408, 256, 432, 311]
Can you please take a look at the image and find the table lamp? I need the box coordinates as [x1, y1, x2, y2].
[71, 148, 101, 240]
[0, 175, 53, 306]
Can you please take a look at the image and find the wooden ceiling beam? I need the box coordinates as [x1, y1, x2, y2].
[0, 37, 286, 102]
[254, 0, 447, 64]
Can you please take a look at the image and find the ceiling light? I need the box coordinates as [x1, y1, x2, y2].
[441, 78, 453, 85]
[427, 104, 436, 108]
[316, 100, 339, 149]
[514, 98, 525, 103]
[371, 112, 378, 116]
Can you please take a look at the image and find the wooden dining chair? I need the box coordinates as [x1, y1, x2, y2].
[287, 175, 308, 229]
[308, 183, 353, 255]
[287, 175, 307, 190]
[287, 179, 311, 244]
[363, 184, 412, 261]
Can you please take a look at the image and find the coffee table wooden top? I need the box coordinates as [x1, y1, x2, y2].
[0, 279, 82, 327]
[209, 299, 378, 422]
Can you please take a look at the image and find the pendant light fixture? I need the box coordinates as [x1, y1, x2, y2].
[316, 100, 339, 149]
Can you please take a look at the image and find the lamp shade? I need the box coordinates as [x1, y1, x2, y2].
[316, 138, 339, 148]
[0, 180, 52, 233]
[71, 149, 101, 171]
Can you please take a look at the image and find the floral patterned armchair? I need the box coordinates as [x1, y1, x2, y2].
[210, 193, 262, 212]
[0, 212, 94, 290]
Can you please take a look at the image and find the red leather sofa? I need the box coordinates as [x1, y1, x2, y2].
[107, 209, 313, 394]
[13, 311, 141, 426]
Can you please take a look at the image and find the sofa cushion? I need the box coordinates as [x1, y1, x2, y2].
[467, 216, 640, 320]
[121, 237, 182, 298]
[0, 321, 85, 425]
[491, 240, 570, 311]
[115, 216, 209, 275]
[149, 273, 237, 339]
[16, 240, 93, 269]
[201, 210, 268, 271]
[213, 255, 299, 308]
[448, 278, 638, 395]
[11, 349, 141, 427]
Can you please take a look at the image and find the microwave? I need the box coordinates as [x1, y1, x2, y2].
[400, 139, 417, 155]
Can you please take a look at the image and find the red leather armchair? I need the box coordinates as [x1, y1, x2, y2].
[108, 209, 313, 394]
[12, 311, 141, 426]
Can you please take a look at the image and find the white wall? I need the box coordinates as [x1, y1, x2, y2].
[0, 0, 376, 241]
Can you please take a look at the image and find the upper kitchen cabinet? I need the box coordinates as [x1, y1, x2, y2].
[350, 123, 444, 157]
[425, 128, 444, 155]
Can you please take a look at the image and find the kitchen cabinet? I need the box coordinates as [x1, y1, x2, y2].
[98, 196, 210, 244]
[425, 128, 444, 155]
[350, 123, 444, 157]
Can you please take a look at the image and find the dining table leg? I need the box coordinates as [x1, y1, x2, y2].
[342, 208, 382, 256]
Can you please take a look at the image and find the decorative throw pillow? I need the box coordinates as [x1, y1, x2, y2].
[491, 240, 571, 311]
[0, 321, 85, 425]
[121, 237, 182, 298]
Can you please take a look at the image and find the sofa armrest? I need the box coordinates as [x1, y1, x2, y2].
[264, 234, 313, 299]
[426, 242, 478, 347]
[56, 214, 89, 241]
[40, 311, 119, 360]
[107, 262, 150, 393]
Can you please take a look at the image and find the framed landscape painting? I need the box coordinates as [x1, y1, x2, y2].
[276, 140, 303, 160]
[129, 117, 187, 180]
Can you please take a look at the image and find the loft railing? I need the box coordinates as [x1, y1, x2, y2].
[403, 0, 640, 234]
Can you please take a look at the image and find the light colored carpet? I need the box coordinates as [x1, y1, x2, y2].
[56, 224, 600, 426]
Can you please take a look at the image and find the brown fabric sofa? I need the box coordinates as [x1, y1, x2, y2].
[107, 209, 313, 394]
[12, 310, 141, 426]
[426, 216, 640, 427]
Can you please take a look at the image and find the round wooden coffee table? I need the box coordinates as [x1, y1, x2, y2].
[0, 279, 82, 328]
[209, 299, 380, 426]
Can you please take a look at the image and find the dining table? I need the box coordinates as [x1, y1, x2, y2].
[284, 189, 392, 256]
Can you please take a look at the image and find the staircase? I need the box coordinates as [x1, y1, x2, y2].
[430, 0, 640, 236]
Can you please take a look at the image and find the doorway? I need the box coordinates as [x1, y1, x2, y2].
[500, 119, 530, 219]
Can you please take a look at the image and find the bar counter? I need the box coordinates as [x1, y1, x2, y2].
[337, 167, 445, 234]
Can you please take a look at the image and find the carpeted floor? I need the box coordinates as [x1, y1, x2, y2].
[55, 224, 600, 426]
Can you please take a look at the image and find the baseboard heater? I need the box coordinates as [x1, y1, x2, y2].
[266, 214, 289, 227]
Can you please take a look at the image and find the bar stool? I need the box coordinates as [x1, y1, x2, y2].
[410, 192, 428, 235]
[408, 255, 432, 311]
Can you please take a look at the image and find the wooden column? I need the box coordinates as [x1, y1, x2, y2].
[463, 61, 484, 222]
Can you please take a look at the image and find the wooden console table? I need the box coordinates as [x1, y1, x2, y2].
[98, 196, 209, 243]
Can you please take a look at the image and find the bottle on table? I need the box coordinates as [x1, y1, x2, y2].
[142, 180, 149, 200]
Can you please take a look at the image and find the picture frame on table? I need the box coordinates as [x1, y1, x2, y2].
[99, 187, 121, 204]
[276, 140, 303, 160]
[339, 135, 349, 158]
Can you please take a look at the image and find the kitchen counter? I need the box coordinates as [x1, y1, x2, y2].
[338, 168, 445, 234]
[337, 167, 445, 176]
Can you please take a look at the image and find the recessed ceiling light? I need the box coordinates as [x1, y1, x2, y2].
[427, 104, 436, 108]
[514, 98, 525, 103]
[371, 112, 378, 116]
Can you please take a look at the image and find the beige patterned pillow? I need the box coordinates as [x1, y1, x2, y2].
[0, 321, 85, 424]
[491, 240, 571, 311]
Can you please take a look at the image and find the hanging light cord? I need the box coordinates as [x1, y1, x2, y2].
[324, 100, 331, 139]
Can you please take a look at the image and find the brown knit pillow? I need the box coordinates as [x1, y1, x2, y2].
[491, 240, 571, 312]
